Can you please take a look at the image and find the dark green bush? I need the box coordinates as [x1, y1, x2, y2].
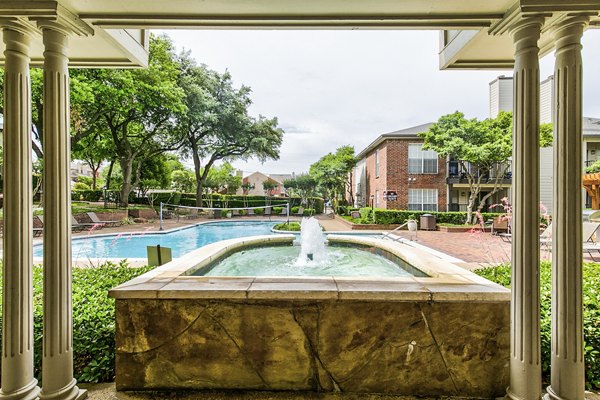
[71, 190, 103, 202]
[475, 262, 600, 389]
[0, 261, 154, 383]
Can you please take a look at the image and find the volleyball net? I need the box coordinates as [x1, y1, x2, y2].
[159, 202, 290, 230]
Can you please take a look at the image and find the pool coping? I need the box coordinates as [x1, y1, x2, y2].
[109, 234, 509, 303]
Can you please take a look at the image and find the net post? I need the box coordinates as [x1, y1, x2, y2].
[159, 202, 164, 231]
[286, 202, 290, 224]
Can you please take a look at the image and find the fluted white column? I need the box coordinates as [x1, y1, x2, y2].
[507, 16, 544, 400]
[546, 15, 589, 400]
[39, 25, 85, 400]
[0, 26, 40, 400]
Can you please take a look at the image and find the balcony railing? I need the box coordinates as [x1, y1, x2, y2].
[447, 161, 512, 185]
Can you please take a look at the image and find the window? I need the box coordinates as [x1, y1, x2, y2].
[408, 144, 438, 174]
[375, 149, 380, 178]
[408, 189, 438, 211]
[375, 190, 379, 208]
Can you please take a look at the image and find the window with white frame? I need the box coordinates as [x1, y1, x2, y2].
[408, 144, 438, 174]
[375, 190, 379, 208]
[408, 189, 438, 211]
[375, 149, 380, 178]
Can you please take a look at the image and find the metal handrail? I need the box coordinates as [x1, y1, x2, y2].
[381, 222, 408, 240]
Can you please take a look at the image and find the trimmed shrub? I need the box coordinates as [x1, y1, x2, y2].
[0, 261, 154, 383]
[475, 262, 600, 389]
[352, 209, 503, 226]
[71, 190, 103, 202]
[273, 222, 301, 231]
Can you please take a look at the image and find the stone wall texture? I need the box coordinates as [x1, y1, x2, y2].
[115, 298, 509, 397]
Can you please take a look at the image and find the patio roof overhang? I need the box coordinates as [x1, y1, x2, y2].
[2, 2, 600, 400]
[1, 0, 599, 69]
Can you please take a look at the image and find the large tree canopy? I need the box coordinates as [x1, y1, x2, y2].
[419, 111, 552, 223]
[77, 34, 186, 206]
[177, 55, 284, 206]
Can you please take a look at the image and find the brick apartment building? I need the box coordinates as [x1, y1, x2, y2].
[353, 123, 448, 211]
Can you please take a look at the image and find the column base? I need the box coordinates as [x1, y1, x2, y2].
[0, 379, 40, 400]
[39, 379, 87, 400]
[543, 386, 564, 400]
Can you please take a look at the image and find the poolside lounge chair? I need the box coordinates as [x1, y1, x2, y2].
[294, 206, 304, 217]
[280, 207, 288, 216]
[71, 215, 102, 231]
[246, 208, 256, 216]
[32, 216, 43, 237]
[264, 206, 272, 220]
[231, 209, 240, 217]
[86, 212, 121, 227]
[498, 222, 552, 244]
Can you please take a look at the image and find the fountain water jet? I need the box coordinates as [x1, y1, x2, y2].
[295, 217, 326, 266]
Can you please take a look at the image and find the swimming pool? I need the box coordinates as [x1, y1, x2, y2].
[33, 221, 279, 259]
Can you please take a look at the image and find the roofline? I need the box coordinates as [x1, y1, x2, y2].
[356, 133, 425, 159]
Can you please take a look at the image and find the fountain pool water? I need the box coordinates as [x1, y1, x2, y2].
[203, 244, 417, 277]
[198, 218, 427, 277]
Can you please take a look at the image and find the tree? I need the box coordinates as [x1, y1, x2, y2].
[80, 34, 186, 206]
[177, 57, 284, 206]
[71, 130, 113, 190]
[171, 169, 195, 192]
[309, 145, 356, 212]
[284, 174, 317, 209]
[419, 111, 552, 223]
[263, 179, 279, 206]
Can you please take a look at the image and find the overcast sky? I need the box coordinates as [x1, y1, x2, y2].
[161, 29, 600, 176]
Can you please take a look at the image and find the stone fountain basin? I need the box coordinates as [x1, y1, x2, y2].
[109, 234, 510, 397]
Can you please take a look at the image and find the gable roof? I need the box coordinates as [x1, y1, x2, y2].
[356, 122, 434, 159]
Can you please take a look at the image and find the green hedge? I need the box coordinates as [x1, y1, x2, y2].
[476, 262, 600, 389]
[71, 190, 103, 202]
[356, 208, 502, 225]
[0, 261, 154, 383]
[173, 195, 324, 214]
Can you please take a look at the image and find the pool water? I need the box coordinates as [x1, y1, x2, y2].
[33, 221, 278, 259]
[201, 245, 419, 277]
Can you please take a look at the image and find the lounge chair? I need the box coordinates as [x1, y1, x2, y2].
[71, 215, 102, 231]
[33, 216, 43, 237]
[86, 212, 121, 227]
[498, 222, 552, 244]
[279, 207, 288, 216]
[264, 206, 272, 220]
[246, 208, 256, 216]
[294, 206, 304, 217]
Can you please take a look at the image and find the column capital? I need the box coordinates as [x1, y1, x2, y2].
[552, 14, 589, 51]
[1, 18, 38, 40]
[31, 4, 93, 37]
[489, 10, 549, 36]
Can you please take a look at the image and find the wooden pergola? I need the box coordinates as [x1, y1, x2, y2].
[584, 173, 600, 209]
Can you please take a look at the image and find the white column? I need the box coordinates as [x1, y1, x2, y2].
[0, 26, 40, 400]
[507, 16, 544, 400]
[39, 24, 86, 400]
[546, 15, 589, 400]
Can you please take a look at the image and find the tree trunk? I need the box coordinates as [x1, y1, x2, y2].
[119, 157, 134, 207]
[191, 141, 203, 207]
[106, 158, 115, 190]
[466, 191, 478, 225]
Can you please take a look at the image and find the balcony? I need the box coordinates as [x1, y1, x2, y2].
[447, 161, 512, 185]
